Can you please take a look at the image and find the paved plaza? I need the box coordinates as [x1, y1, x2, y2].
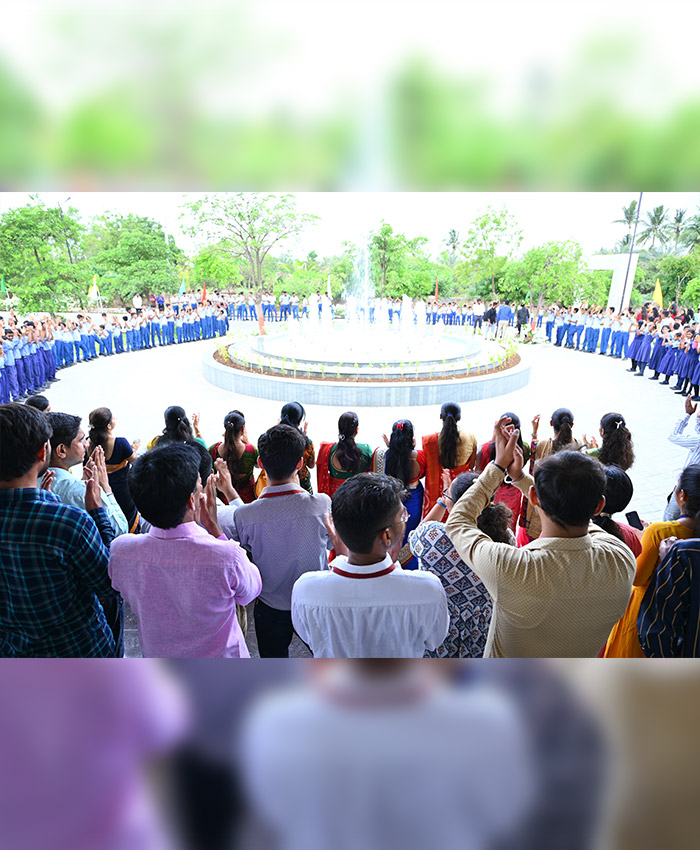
[42, 328, 691, 657]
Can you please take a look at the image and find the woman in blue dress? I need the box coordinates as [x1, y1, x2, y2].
[673, 330, 699, 395]
[625, 322, 644, 372]
[660, 331, 683, 384]
[632, 322, 655, 376]
[648, 325, 670, 380]
[88, 407, 141, 532]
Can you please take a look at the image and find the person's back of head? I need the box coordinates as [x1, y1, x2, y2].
[88, 407, 112, 456]
[335, 411, 361, 474]
[534, 451, 606, 530]
[598, 412, 635, 471]
[592, 465, 634, 541]
[258, 424, 306, 482]
[25, 395, 50, 412]
[160, 405, 193, 444]
[450, 472, 513, 543]
[0, 403, 52, 482]
[385, 419, 415, 485]
[676, 464, 700, 537]
[332, 473, 404, 555]
[280, 401, 306, 432]
[438, 402, 461, 468]
[183, 439, 213, 485]
[551, 408, 574, 452]
[128, 443, 201, 529]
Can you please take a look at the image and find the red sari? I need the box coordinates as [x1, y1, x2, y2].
[422, 433, 475, 517]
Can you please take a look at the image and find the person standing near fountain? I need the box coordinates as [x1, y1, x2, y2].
[422, 402, 477, 517]
[317, 412, 372, 497]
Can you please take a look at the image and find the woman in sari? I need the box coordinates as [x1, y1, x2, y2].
[477, 411, 531, 533]
[603, 464, 700, 657]
[372, 419, 426, 570]
[208, 409, 258, 504]
[279, 401, 315, 494]
[87, 406, 141, 532]
[316, 411, 372, 496]
[147, 405, 207, 450]
[422, 401, 477, 516]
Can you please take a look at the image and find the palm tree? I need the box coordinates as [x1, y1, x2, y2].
[636, 205, 670, 250]
[681, 213, 700, 250]
[669, 208, 689, 252]
[614, 200, 638, 235]
[615, 233, 632, 253]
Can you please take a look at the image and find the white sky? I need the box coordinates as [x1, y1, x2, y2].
[1, 192, 698, 261]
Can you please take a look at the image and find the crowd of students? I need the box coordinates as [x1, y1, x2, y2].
[3, 384, 700, 658]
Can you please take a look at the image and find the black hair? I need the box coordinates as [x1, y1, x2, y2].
[127, 443, 201, 529]
[159, 405, 194, 444]
[0, 403, 52, 481]
[280, 401, 311, 449]
[221, 410, 246, 479]
[25, 395, 50, 412]
[551, 408, 574, 453]
[534, 451, 606, 529]
[438, 402, 461, 468]
[334, 411, 362, 474]
[87, 407, 112, 457]
[591, 466, 634, 542]
[677, 465, 700, 538]
[46, 412, 82, 455]
[598, 412, 635, 471]
[481, 412, 531, 466]
[184, 439, 213, 485]
[385, 420, 415, 485]
[331, 472, 405, 554]
[449, 471, 513, 543]
[257, 424, 306, 482]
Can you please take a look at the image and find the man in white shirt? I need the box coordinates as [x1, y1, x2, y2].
[292, 473, 449, 658]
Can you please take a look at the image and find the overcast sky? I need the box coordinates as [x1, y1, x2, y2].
[2, 191, 698, 261]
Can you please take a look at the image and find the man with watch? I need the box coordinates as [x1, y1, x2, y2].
[445, 417, 635, 657]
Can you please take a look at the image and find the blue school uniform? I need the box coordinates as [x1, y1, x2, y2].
[677, 345, 697, 381]
[660, 344, 679, 376]
[636, 332, 653, 366]
[649, 336, 667, 372]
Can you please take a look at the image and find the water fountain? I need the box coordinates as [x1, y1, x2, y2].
[203, 242, 530, 405]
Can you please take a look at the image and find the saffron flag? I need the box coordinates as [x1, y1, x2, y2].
[653, 278, 663, 309]
[88, 275, 100, 301]
[434, 277, 439, 300]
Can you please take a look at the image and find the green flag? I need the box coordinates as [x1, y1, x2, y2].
[0, 275, 6, 297]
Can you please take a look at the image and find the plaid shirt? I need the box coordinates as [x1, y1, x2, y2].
[0, 488, 118, 657]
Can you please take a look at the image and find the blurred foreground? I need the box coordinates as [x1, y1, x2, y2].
[0, 659, 698, 850]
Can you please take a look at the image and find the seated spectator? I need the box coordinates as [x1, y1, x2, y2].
[445, 419, 636, 657]
[109, 443, 261, 657]
[410, 470, 514, 658]
[0, 403, 119, 656]
[232, 425, 331, 657]
[292, 473, 449, 658]
[639, 538, 700, 657]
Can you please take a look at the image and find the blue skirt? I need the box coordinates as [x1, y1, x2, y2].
[627, 333, 644, 360]
[677, 349, 698, 381]
[660, 347, 679, 375]
[649, 339, 667, 371]
[636, 333, 653, 364]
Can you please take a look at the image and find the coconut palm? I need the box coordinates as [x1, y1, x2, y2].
[636, 205, 670, 250]
[669, 208, 689, 252]
[614, 200, 638, 235]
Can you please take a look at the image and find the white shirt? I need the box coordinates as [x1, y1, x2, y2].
[243, 671, 534, 850]
[668, 414, 700, 469]
[292, 554, 449, 658]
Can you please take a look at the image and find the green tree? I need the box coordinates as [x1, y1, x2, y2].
[461, 207, 522, 300]
[84, 213, 184, 305]
[669, 208, 689, 252]
[613, 199, 639, 236]
[181, 193, 318, 315]
[636, 205, 670, 250]
[658, 253, 700, 307]
[0, 197, 87, 310]
[444, 229, 460, 267]
[191, 242, 242, 291]
[369, 221, 407, 294]
[502, 241, 587, 311]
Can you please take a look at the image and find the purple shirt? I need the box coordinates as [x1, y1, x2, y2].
[109, 522, 262, 657]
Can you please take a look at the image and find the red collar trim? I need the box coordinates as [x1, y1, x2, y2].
[331, 564, 396, 579]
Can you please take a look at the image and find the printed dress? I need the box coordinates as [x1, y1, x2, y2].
[409, 520, 492, 658]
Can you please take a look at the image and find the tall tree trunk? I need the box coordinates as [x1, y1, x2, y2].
[491, 273, 496, 300]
